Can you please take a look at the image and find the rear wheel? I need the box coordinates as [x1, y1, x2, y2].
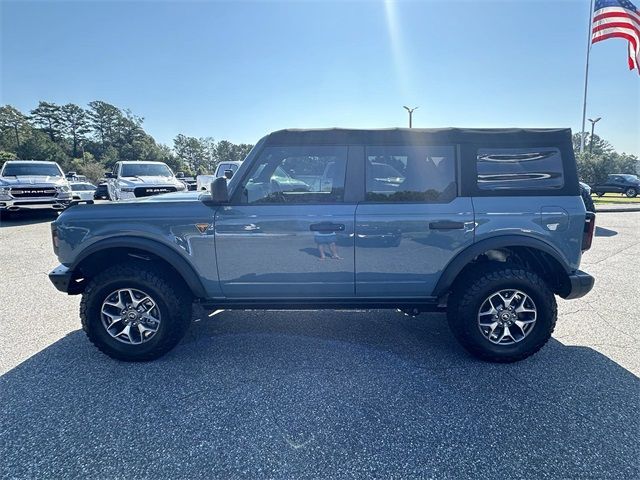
[80, 264, 192, 361]
[625, 187, 637, 198]
[447, 265, 557, 363]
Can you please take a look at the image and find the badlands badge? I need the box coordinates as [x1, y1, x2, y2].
[195, 223, 210, 234]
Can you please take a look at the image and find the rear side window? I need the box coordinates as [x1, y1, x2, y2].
[477, 147, 564, 190]
[365, 146, 456, 203]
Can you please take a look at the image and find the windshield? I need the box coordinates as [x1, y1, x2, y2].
[121, 163, 172, 177]
[1, 163, 63, 177]
[622, 174, 639, 181]
[71, 183, 96, 191]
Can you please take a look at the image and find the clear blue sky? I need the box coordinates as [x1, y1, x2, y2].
[1, 0, 638, 154]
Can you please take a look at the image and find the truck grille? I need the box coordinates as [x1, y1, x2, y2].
[10, 187, 57, 198]
[133, 186, 177, 198]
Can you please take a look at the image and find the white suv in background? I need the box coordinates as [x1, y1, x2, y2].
[106, 161, 186, 201]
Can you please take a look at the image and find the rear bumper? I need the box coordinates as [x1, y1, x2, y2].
[561, 270, 595, 300]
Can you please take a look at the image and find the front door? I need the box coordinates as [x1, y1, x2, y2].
[355, 145, 474, 297]
[215, 145, 356, 298]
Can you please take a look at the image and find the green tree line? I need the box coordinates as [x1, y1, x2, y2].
[572, 133, 638, 185]
[0, 101, 253, 183]
[1, 101, 637, 186]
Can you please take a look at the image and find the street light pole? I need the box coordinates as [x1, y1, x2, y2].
[588, 117, 601, 153]
[403, 106, 418, 128]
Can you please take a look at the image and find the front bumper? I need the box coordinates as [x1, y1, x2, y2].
[561, 270, 595, 300]
[0, 197, 72, 211]
[49, 264, 84, 294]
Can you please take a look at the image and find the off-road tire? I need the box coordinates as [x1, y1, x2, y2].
[80, 264, 192, 361]
[447, 264, 557, 363]
[581, 188, 596, 212]
[625, 187, 637, 198]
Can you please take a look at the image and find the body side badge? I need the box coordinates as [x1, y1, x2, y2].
[195, 223, 210, 234]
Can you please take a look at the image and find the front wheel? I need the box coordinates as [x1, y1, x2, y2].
[625, 187, 637, 198]
[447, 265, 557, 363]
[80, 264, 192, 361]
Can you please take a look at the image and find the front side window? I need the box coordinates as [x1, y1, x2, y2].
[1, 163, 63, 177]
[365, 146, 456, 202]
[477, 147, 564, 190]
[240, 146, 347, 204]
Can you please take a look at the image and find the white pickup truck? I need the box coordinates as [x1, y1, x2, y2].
[0, 160, 72, 217]
[106, 161, 186, 201]
[196, 161, 242, 191]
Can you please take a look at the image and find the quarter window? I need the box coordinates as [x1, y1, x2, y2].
[476, 147, 564, 190]
[240, 146, 347, 204]
[365, 146, 456, 203]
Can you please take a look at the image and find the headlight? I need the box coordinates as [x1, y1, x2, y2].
[56, 185, 71, 193]
[176, 182, 186, 191]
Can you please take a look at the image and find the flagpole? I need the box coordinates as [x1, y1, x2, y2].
[580, 0, 595, 153]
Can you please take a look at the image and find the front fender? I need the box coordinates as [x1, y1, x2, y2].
[71, 235, 207, 298]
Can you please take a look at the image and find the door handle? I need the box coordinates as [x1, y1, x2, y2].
[310, 222, 345, 232]
[429, 221, 465, 230]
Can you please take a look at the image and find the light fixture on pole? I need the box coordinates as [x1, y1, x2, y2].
[403, 106, 418, 128]
[588, 117, 601, 153]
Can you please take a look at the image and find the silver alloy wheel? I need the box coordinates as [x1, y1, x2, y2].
[626, 188, 637, 198]
[477, 289, 537, 345]
[100, 288, 161, 345]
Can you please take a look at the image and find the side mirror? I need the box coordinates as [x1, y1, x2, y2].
[224, 169, 234, 180]
[210, 177, 229, 203]
[105, 172, 115, 179]
[176, 171, 185, 178]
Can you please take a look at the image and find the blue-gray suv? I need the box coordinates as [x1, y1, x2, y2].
[49, 128, 596, 362]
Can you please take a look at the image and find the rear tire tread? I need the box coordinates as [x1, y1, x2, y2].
[447, 265, 557, 363]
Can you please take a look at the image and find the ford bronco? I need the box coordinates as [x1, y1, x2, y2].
[49, 128, 596, 362]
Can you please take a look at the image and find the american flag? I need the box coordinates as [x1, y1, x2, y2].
[592, 0, 640, 73]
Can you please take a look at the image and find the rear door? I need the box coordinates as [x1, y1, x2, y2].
[214, 145, 357, 298]
[355, 145, 474, 297]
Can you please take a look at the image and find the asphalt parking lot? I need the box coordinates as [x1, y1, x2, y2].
[1, 210, 639, 479]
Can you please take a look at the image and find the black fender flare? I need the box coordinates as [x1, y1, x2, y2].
[432, 235, 571, 297]
[72, 236, 207, 298]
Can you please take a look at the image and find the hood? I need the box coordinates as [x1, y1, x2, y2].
[117, 176, 180, 187]
[56, 191, 204, 222]
[0, 175, 68, 187]
[134, 191, 202, 202]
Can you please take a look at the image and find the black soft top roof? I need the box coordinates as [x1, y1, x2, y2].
[264, 128, 573, 146]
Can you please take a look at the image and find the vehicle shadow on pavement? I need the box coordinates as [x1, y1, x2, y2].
[1, 310, 638, 479]
[0, 211, 59, 228]
[594, 226, 618, 237]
